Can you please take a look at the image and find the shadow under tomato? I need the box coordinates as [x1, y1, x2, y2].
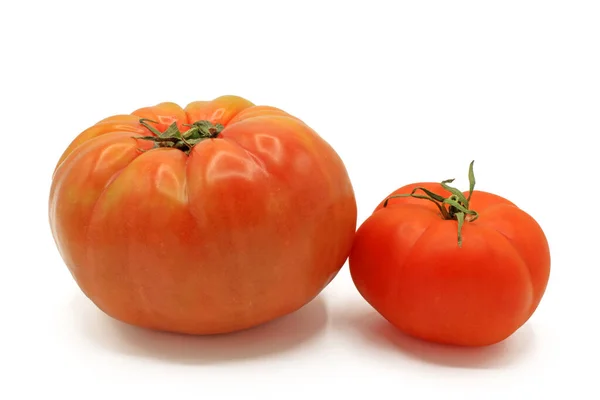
[335, 307, 536, 369]
[70, 294, 329, 365]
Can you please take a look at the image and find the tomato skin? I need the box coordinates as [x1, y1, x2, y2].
[50, 95, 357, 334]
[349, 182, 550, 347]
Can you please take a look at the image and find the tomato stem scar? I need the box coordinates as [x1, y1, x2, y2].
[135, 118, 224, 155]
[383, 160, 479, 247]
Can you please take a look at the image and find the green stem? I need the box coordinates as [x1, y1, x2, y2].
[383, 160, 479, 247]
[135, 119, 224, 154]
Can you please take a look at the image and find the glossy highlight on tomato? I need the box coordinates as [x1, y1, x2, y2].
[349, 162, 550, 347]
[49, 95, 357, 335]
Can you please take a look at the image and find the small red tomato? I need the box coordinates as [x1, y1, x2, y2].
[349, 162, 550, 346]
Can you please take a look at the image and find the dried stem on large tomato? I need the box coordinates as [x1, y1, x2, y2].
[135, 118, 224, 154]
[383, 161, 479, 247]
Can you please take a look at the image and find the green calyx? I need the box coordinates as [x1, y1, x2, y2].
[383, 160, 479, 247]
[136, 118, 224, 154]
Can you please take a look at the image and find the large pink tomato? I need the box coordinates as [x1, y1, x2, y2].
[49, 95, 357, 334]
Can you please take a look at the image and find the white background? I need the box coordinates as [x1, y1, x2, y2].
[1, 0, 598, 398]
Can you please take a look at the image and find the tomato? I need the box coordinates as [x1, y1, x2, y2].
[49, 95, 357, 335]
[349, 162, 550, 346]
